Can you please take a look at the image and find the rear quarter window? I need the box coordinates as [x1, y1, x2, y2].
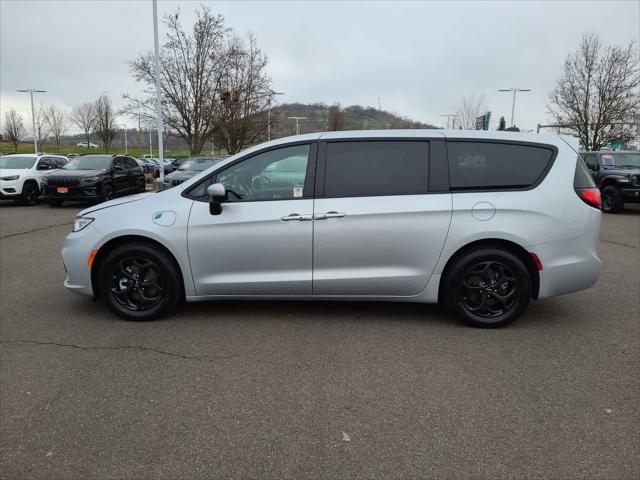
[447, 141, 554, 190]
[574, 156, 597, 189]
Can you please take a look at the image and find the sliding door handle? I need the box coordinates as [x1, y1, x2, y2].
[281, 213, 313, 221]
[315, 211, 346, 220]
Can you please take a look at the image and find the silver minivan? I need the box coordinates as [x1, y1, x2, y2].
[61, 130, 602, 327]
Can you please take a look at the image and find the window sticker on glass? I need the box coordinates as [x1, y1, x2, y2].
[602, 154, 615, 166]
[293, 186, 303, 197]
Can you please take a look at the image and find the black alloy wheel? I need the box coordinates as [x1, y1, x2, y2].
[444, 248, 531, 328]
[97, 243, 182, 321]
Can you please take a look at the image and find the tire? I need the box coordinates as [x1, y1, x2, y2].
[99, 183, 114, 203]
[137, 178, 146, 193]
[97, 242, 182, 321]
[47, 199, 63, 207]
[443, 248, 531, 328]
[601, 186, 624, 213]
[16, 182, 39, 205]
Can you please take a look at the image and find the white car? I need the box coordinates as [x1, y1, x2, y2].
[61, 130, 602, 327]
[0, 154, 68, 204]
[76, 142, 99, 148]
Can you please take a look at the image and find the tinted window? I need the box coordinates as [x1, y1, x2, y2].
[54, 157, 67, 168]
[63, 156, 112, 170]
[583, 154, 598, 170]
[574, 156, 596, 189]
[125, 157, 138, 169]
[324, 141, 428, 197]
[216, 144, 310, 201]
[447, 142, 554, 189]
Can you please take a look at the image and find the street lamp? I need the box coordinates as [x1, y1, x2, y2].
[288, 117, 307, 135]
[121, 124, 128, 154]
[498, 88, 531, 127]
[268, 91, 284, 141]
[17, 89, 47, 153]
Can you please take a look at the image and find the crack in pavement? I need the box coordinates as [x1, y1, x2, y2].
[0, 222, 74, 240]
[600, 238, 639, 249]
[0, 339, 239, 362]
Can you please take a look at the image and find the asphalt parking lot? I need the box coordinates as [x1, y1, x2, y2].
[0, 201, 638, 479]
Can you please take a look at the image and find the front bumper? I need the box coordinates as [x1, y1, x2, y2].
[621, 188, 640, 202]
[43, 184, 100, 201]
[0, 179, 21, 198]
[61, 225, 103, 297]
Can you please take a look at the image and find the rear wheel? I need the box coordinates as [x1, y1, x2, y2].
[601, 186, 624, 213]
[16, 182, 39, 205]
[97, 243, 182, 321]
[444, 248, 531, 328]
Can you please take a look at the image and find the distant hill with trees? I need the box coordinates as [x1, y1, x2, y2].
[268, 103, 437, 138]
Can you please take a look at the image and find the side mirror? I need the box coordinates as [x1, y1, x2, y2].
[207, 183, 227, 215]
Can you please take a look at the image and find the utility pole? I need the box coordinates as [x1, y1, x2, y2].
[498, 88, 531, 127]
[288, 116, 307, 135]
[17, 89, 47, 153]
[439, 114, 456, 129]
[121, 124, 128, 154]
[152, 0, 165, 181]
[267, 91, 284, 141]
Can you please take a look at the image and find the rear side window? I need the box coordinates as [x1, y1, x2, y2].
[574, 156, 597, 189]
[447, 141, 554, 190]
[324, 141, 428, 197]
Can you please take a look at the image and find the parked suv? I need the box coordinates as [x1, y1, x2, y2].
[161, 156, 224, 188]
[61, 131, 601, 327]
[0, 153, 67, 205]
[581, 151, 640, 213]
[43, 155, 145, 206]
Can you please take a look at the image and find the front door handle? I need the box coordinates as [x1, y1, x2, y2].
[315, 211, 346, 220]
[281, 213, 313, 222]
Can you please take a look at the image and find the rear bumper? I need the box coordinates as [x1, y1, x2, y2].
[534, 210, 601, 298]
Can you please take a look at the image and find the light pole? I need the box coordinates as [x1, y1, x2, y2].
[121, 124, 127, 154]
[439, 114, 456, 129]
[152, 0, 165, 181]
[17, 89, 47, 153]
[267, 91, 284, 141]
[499, 88, 531, 127]
[288, 116, 307, 135]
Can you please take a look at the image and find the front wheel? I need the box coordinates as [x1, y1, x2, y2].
[601, 186, 624, 213]
[443, 248, 531, 328]
[99, 183, 114, 203]
[97, 243, 182, 321]
[17, 182, 39, 205]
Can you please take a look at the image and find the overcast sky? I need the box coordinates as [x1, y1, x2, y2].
[1, 0, 638, 133]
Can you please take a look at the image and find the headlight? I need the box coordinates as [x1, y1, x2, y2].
[73, 217, 94, 232]
[80, 177, 99, 184]
[0, 175, 19, 181]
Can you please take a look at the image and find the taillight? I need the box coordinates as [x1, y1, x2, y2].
[576, 188, 602, 209]
[530, 252, 543, 271]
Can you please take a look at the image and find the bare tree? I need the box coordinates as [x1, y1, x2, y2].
[214, 34, 273, 154]
[44, 104, 69, 150]
[30, 102, 49, 148]
[71, 102, 96, 148]
[548, 32, 639, 151]
[3, 109, 26, 150]
[455, 94, 487, 130]
[93, 94, 118, 152]
[327, 104, 345, 131]
[126, 6, 229, 155]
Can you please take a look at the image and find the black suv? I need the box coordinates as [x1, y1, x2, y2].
[42, 155, 145, 207]
[581, 151, 640, 213]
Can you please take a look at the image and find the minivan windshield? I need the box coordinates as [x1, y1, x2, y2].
[178, 157, 221, 172]
[62, 156, 112, 170]
[601, 152, 640, 169]
[0, 156, 36, 170]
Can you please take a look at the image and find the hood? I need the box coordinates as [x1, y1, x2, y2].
[78, 192, 154, 216]
[0, 168, 29, 178]
[46, 169, 107, 179]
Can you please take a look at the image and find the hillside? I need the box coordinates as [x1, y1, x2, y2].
[269, 103, 437, 137]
